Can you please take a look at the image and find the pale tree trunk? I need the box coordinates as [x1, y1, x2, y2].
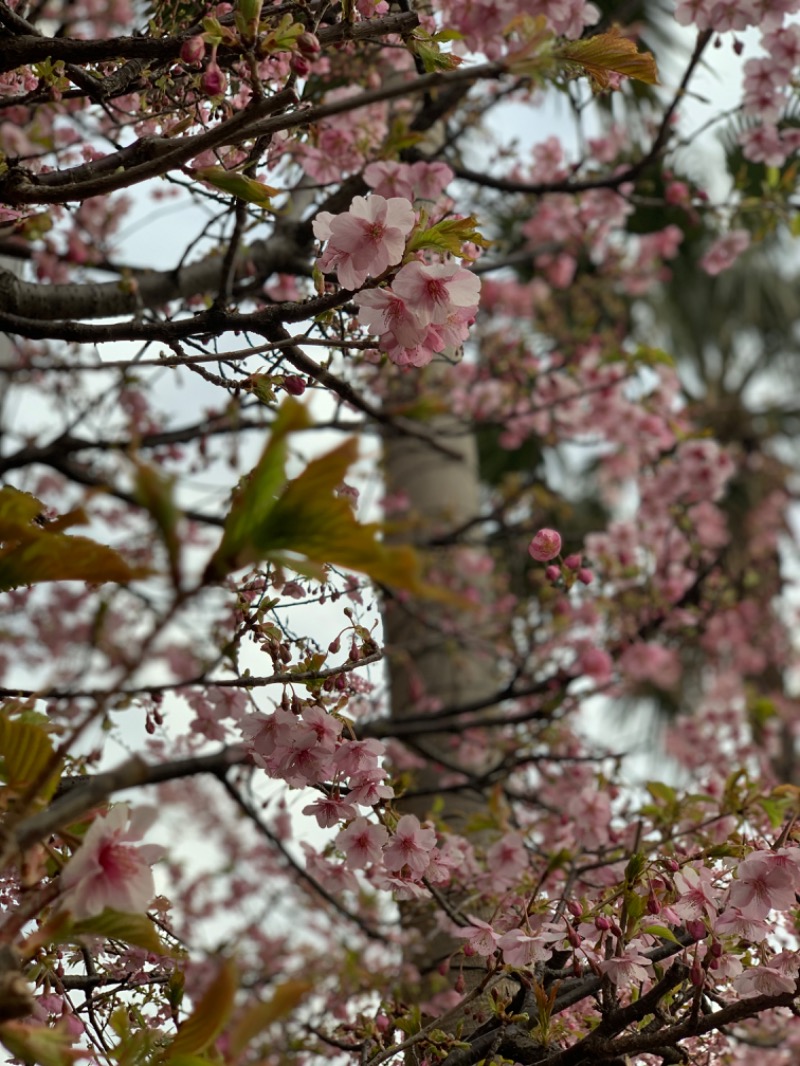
[382, 361, 518, 1029]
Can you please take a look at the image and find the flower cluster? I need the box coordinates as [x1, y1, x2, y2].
[356, 261, 481, 367]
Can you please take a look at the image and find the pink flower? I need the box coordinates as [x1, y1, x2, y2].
[337, 816, 389, 868]
[392, 261, 480, 325]
[596, 944, 653, 987]
[315, 195, 415, 289]
[728, 853, 799, 918]
[382, 814, 437, 876]
[302, 794, 357, 828]
[497, 928, 552, 966]
[452, 916, 499, 957]
[528, 528, 562, 562]
[354, 287, 429, 350]
[60, 805, 165, 919]
[733, 966, 796, 997]
[700, 230, 750, 276]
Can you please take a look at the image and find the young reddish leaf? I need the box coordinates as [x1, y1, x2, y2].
[161, 959, 237, 1062]
[194, 166, 279, 207]
[557, 30, 659, 91]
[227, 979, 312, 1058]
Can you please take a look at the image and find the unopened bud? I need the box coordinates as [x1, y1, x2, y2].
[290, 53, 311, 77]
[577, 568, 594, 585]
[283, 374, 306, 395]
[686, 919, 706, 941]
[201, 61, 227, 96]
[297, 31, 321, 56]
[180, 36, 206, 64]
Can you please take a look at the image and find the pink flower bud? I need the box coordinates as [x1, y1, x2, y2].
[290, 53, 311, 77]
[545, 564, 560, 582]
[528, 528, 561, 562]
[180, 36, 206, 64]
[646, 892, 661, 915]
[690, 961, 704, 986]
[595, 915, 612, 931]
[686, 919, 706, 941]
[297, 31, 321, 56]
[577, 568, 593, 585]
[567, 899, 582, 918]
[201, 61, 227, 96]
[283, 374, 306, 395]
[563, 553, 581, 570]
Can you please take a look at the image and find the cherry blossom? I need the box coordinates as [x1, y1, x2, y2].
[596, 944, 654, 987]
[382, 815, 437, 876]
[728, 853, 800, 918]
[314, 195, 416, 289]
[59, 806, 165, 919]
[337, 817, 389, 869]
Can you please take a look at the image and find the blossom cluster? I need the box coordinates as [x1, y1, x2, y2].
[314, 192, 481, 366]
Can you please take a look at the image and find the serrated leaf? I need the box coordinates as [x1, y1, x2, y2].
[0, 706, 57, 794]
[408, 30, 462, 73]
[0, 1021, 81, 1066]
[227, 979, 311, 1058]
[557, 29, 658, 91]
[206, 401, 421, 592]
[0, 486, 147, 591]
[641, 924, 680, 944]
[72, 910, 172, 955]
[407, 215, 490, 259]
[162, 960, 237, 1062]
[206, 399, 311, 578]
[194, 166, 279, 207]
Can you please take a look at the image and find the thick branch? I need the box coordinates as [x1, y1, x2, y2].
[9, 747, 249, 853]
[0, 11, 419, 76]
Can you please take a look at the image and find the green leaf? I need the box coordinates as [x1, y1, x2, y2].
[132, 460, 182, 589]
[71, 910, 172, 956]
[0, 704, 57, 796]
[408, 28, 463, 72]
[161, 960, 237, 1062]
[194, 166, 279, 207]
[0, 486, 147, 592]
[641, 924, 681, 944]
[407, 215, 490, 259]
[557, 30, 659, 91]
[645, 781, 677, 806]
[205, 400, 421, 592]
[227, 979, 311, 1058]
